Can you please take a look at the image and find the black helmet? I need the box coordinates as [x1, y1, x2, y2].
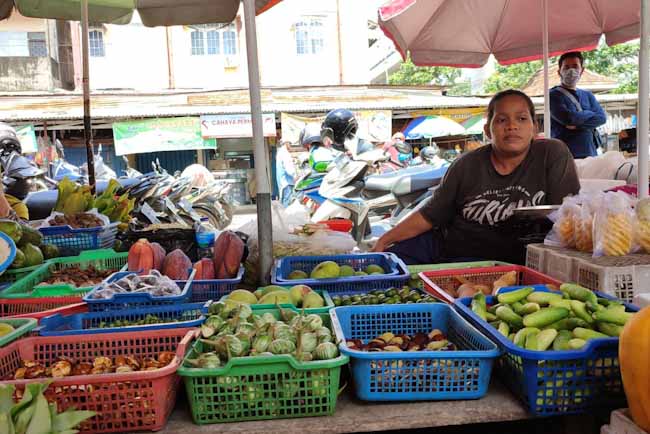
[0, 122, 21, 156]
[299, 123, 322, 148]
[320, 109, 358, 152]
[419, 146, 438, 162]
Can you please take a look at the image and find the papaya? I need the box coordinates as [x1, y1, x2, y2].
[127, 238, 155, 274]
[0, 220, 22, 244]
[150, 242, 166, 271]
[162, 249, 192, 280]
[21, 243, 44, 267]
[18, 225, 43, 247]
[193, 258, 216, 280]
[213, 231, 244, 279]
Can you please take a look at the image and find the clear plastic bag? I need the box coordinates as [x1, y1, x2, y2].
[574, 193, 603, 253]
[553, 196, 581, 248]
[635, 198, 650, 253]
[593, 191, 636, 257]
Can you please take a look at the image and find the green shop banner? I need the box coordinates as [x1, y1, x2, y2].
[15, 125, 38, 154]
[113, 117, 216, 156]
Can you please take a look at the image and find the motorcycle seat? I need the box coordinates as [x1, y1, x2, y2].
[364, 165, 434, 192]
[391, 166, 449, 197]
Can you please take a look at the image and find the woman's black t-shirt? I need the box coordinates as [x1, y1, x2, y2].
[419, 139, 580, 263]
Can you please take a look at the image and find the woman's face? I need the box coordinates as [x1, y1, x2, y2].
[484, 95, 536, 156]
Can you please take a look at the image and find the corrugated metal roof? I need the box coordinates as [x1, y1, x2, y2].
[0, 85, 640, 122]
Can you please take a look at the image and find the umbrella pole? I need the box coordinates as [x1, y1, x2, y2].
[542, 0, 551, 138]
[242, 0, 273, 285]
[638, 0, 649, 199]
[80, 0, 96, 192]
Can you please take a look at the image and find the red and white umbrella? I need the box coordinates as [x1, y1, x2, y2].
[379, 0, 649, 197]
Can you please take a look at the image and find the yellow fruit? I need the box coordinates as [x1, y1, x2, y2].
[0, 322, 15, 337]
[310, 261, 340, 279]
[227, 289, 258, 305]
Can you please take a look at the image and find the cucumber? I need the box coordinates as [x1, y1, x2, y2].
[485, 311, 498, 322]
[520, 302, 541, 315]
[523, 307, 570, 328]
[471, 293, 487, 321]
[606, 303, 626, 313]
[526, 291, 564, 306]
[572, 327, 609, 340]
[514, 327, 540, 347]
[568, 338, 587, 350]
[560, 283, 597, 304]
[487, 303, 503, 315]
[552, 330, 572, 351]
[549, 299, 572, 310]
[544, 317, 589, 331]
[507, 333, 515, 342]
[525, 332, 539, 351]
[597, 322, 624, 337]
[511, 301, 525, 315]
[536, 329, 558, 351]
[496, 305, 523, 328]
[570, 300, 595, 325]
[497, 286, 534, 304]
[497, 321, 510, 337]
[592, 310, 633, 326]
[586, 301, 605, 313]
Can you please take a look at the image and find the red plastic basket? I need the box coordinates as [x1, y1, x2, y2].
[0, 297, 85, 318]
[0, 328, 193, 433]
[7, 302, 88, 323]
[419, 265, 562, 304]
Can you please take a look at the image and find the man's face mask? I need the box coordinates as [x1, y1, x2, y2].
[560, 67, 581, 88]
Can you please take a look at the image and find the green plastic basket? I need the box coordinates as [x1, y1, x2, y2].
[0, 265, 42, 286]
[178, 309, 349, 424]
[407, 261, 511, 290]
[0, 318, 38, 347]
[0, 249, 128, 299]
[219, 288, 333, 315]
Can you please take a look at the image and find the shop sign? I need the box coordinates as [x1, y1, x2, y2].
[200, 114, 276, 138]
[112, 117, 216, 156]
[281, 110, 392, 145]
[15, 125, 38, 153]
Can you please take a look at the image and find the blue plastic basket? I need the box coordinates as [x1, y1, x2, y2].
[453, 285, 639, 416]
[272, 253, 409, 294]
[39, 301, 209, 336]
[39, 223, 118, 257]
[330, 304, 499, 401]
[184, 266, 245, 302]
[82, 270, 193, 312]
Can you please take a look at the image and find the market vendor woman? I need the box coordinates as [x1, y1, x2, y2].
[373, 90, 580, 264]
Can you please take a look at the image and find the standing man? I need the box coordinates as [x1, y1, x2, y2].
[275, 138, 296, 207]
[550, 51, 607, 158]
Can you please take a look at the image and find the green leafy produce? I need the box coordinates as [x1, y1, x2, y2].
[97, 314, 178, 329]
[0, 382, 95, 434]
[331, 287, 437, 307]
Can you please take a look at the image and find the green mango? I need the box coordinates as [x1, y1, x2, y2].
[21, 243, 44, 267]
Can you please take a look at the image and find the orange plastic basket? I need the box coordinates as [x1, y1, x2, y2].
[0, 328, 193, 433]
[0, 296, 84, 318]
[419, 265, 562, 304]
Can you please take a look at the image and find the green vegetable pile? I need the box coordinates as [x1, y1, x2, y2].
[185, 301, 340, 369]
[97, 314, 179, 329]
[0, 382, 95, 434]
[331, 287, 437, 307]
[470, 283, 634, 351]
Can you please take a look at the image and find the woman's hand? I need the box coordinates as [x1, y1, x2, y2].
[371, 237, 389, 253]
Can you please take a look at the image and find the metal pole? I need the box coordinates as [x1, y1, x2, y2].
[242, 0, 273, 285]
[542, 0, 551, 138]
[81, 0, 96, 193]
[638, 0, 650, 199]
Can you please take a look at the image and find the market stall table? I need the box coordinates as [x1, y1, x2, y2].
[158, 380, 529, 434]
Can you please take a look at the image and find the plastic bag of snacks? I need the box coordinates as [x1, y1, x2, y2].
[635, 198, 650, 253]
[593, 191, 636, 257]
[553, 195, 581, 248]
[574, 193, 603, 253]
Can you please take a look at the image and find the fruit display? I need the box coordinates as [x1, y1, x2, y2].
[127, 233, 245, 280]
[619, 305, 650, 432]
[97, 315, 179, 328]
[346, 329, 457, 352]
[5, 351, 176, 380]
[0, 220, 60, 269]
[0, 383, 95, 434]
[468, 284, 634, 351]
[331, 287, 437, 306]
[225, 285, 325, 309]
[36, 265, 118, 288]
[47, 213, 105, 229]
[89, 271, 183, 299]
[55, 177, 134, 223]
[288, 260, 387, 280]
[189, 302, 339, 366]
